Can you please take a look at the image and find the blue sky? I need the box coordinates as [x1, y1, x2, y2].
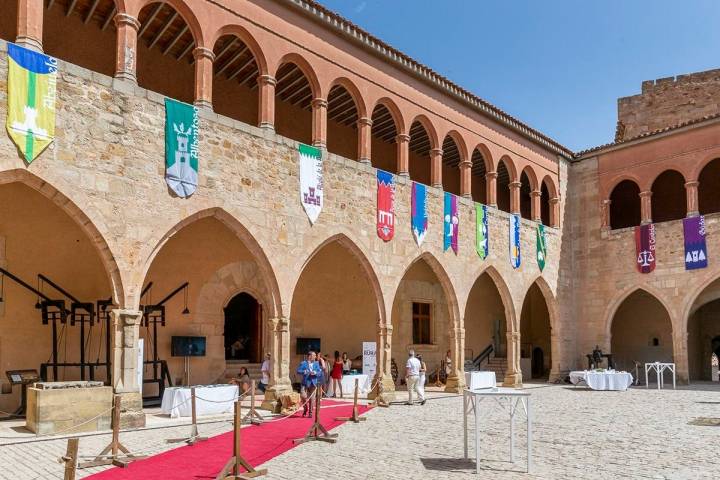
[317, 0, 720, 152]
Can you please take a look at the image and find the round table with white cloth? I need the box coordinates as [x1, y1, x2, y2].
[161, 384, 239, 418]
[569, 370, 633, 391]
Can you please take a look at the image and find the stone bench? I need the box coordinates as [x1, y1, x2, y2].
[26, 381, 113, 435]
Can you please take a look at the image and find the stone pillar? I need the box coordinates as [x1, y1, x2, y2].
[311, 98, 328, 149]
[530, 189, 542, 222]
[110, 309, 145, 428]
[550, 197, 561, 228]
[396, 133, 410, 177]
[193, 47, 215, 109]
[430, 148, 443, 188]
[485, 171, 498, 207]
[673, 331, 689, 384]
[369, 323, 396, 402]
[257, 74, 276, 131]
[601, 199, 611, 230]
[503, 331, 522, 387]
[16, 0, 43, 52]
[261, 316, 292, 411]
[444, 326, 466, 393]
[639, 190, 653, 225]
[113, 14, 140, 83]
[459, 160, 472, 198]
[509, 181, 521, 214]
[685, 180, 699, 217]
[357, 117, 373, 165]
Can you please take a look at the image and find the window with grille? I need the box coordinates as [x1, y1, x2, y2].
[412, 302, 432, 345]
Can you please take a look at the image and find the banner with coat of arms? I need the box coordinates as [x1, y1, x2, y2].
[376, 170, 395, 241]
[683, 215, 707, 270]
[6, 43, 58, 163]
[411, 182, 428, 246]
[443, 192, 458, 253]
[536, 223, 547, 272]
[298, 144, 323, 224]
[635, 223, 656, 274]
[476, 204, 488, 260]
[164, 98, 199, 198]
[510, 214, 521, 269]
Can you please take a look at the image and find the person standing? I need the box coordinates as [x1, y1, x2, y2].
[405, 350, 425, 405]
[417, 354, 427, 404]
[443, 349, 453, 383]
[318, 351, 330, 397]
[259, 353, 271, 393]
[342, 352, 352, 374]
[330, 350, 344, 398]
[297, 351, 321, 417]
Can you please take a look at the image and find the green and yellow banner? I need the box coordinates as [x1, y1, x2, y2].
[6, 43, 58, 163]
[537, 223, 547, 272]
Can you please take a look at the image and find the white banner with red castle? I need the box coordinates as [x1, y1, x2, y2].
[299, 144, 323, 224]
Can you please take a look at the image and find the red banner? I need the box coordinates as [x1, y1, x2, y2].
[377, 170, 395, 241]
[635, 223, 656, 274]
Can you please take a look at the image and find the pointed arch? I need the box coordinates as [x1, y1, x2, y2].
[604, 285, 674, 341]
[465, 265, 517, 331]
[0, 169, 124, 304]
[519, 276, 558, 378]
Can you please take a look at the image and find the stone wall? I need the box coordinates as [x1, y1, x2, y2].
[618, 69, 720, 140]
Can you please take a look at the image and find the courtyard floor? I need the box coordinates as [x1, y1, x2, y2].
[1, 382, 719, 479]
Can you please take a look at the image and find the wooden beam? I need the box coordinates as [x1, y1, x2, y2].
[66, 0, 78, 16]
[101, 6, 116, 31]
[148, 12, 177, 50]
[84, 0, 101, 24]
[212, 38, 237, 65]
[177, 41, 195, 61]
[275, 74, 307, 98]
[138, 3, 164, 38]
[47, 0, 56, 9]
[216, 45, 248, 77]
[162, 24, 188, 55]
[227, 56, 257, 82]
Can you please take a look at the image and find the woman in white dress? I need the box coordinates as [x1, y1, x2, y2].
[417, 354, 427, 405]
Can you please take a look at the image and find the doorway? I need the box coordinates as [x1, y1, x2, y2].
[224, 293, 262, 362]
[532, 347, 544, 378]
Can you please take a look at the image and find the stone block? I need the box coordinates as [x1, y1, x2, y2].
[26, 383, 113, 435]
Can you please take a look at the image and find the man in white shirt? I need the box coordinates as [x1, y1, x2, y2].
[259, 353, 271, 393]
[405, 350, 425, 405]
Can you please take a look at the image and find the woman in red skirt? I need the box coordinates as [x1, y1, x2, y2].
[330, 350, 344, 398]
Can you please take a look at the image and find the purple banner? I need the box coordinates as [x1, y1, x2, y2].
[683, 215, 708, 270]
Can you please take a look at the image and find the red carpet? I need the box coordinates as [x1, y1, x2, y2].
[87, 400, 370, 479]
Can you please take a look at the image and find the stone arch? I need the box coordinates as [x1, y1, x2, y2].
[604, 285, 674, 341]
[466, 265, 517, 332]
[650, 169, 686, 223]
[496, 157, 514, 213]
[684, 274, 720, 381]
[327, 77, 367, 118]
[498, 155, 518, 182]
[519, 166, 537, 220]
[0, 169, 124, 304]
[369, 98, 404, 172]
[609, 179, 641, 229]
[325, 79, 364, 160]
[273, 52, 321, 98]
[209, 24, 268, 74]
[541, 174, 558, 199]
[132, 0, 205, 47]
[520, 165, 539, 191]
[135, 207, 281, 317]
[471, 143, 494, 173]
[541, 175, 557, 226]
[370, 97, 405, 134]
[697, 157, 720, 215]
[519, 276, 558, 379]
[408, 114, 439, 150]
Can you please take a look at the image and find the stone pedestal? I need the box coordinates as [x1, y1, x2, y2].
[367, 375, 396, 403]
[26, 382, 112, 435]
[110, 309, 146, 428]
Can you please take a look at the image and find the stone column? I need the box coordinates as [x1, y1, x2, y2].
[673, 331, 689, 384]
[550, 196, 561, 228]
[444, 326, 466, 393]
[530, 189, 542, 222]
[459, 160, 472, 198]
[509, 181, 521, 214]
[503, 331, 522, 387]
[485, 171, 498, 207]
[113, 14, 140, 82]
[311, 98, 328, 149]
[600, 199, 611, 230]
[639, 190, 653, 225]
[257, 74, 276, 131]
[396, 133, 410, 177]
[110, 309, 145, 428]
[261, 316, 292, 411]
[193, 47, 215, 109]
[369, 322, 396, 402]
[685, 180, 699, 217]
[16, 0, 43, 52]
[357, 117, 373, 165]
[430, 148, 443, 188]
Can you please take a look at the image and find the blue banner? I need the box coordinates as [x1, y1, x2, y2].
[683, 215, 708, 270]
[411, 182, 428, 246]
[510, 214, 521, 269]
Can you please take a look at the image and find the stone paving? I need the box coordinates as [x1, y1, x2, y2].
[1, 383, 720, 479]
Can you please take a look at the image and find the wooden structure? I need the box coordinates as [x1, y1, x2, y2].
[215, 400, 267, 479]
[334, 378, 366, 424]
[167, 387, 208, 445]
[60, 437, 79, 480]
[293, 386, 337, 444]
[242, 380, 264, 426]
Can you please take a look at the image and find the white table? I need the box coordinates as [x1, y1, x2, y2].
[463, 388, 532, 474]
[464, 371, 496, 390]
[645, 362, 676, 390]
[161, 385, 239, 418]
[569, 370, 633, 391]
[327, 374, 371, 397]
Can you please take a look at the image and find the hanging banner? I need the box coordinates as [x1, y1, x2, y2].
[635, 223, 656, 274]
[476, 204, 488, 260]
[509, 214, 521, 269]
[298, 143, 323, 224]
[376, 170, 395, 241]
[362, 341, 376, 378]
[164, 98, 199, 198]
[536, 223, 547, 272]
[443, 192, 459, 253]
[6, 43, 58, 163]
[683, 215, 708, 270]
[411, 182, 428, 246]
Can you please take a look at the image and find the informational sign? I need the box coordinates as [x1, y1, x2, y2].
[362, 341, 376, 378]
[137, 338, 144, 394]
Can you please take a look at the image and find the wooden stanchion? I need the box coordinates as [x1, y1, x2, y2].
[334, 378, 366, 423]
[167, 387, 208, 444]
[215, 400, 267, 480]
[242, 380, 264, 425]
[293, 386, 338, 444]
[78, 395, 146, 469]
[59, 437, 79, 480]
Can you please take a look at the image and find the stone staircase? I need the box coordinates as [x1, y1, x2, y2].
[483, 356, 507, 382]
[223, 360, 263, 383]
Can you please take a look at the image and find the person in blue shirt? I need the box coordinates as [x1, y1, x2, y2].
[297, 351, 323, 417]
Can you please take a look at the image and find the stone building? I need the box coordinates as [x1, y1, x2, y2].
[0, 0, 717, 426]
